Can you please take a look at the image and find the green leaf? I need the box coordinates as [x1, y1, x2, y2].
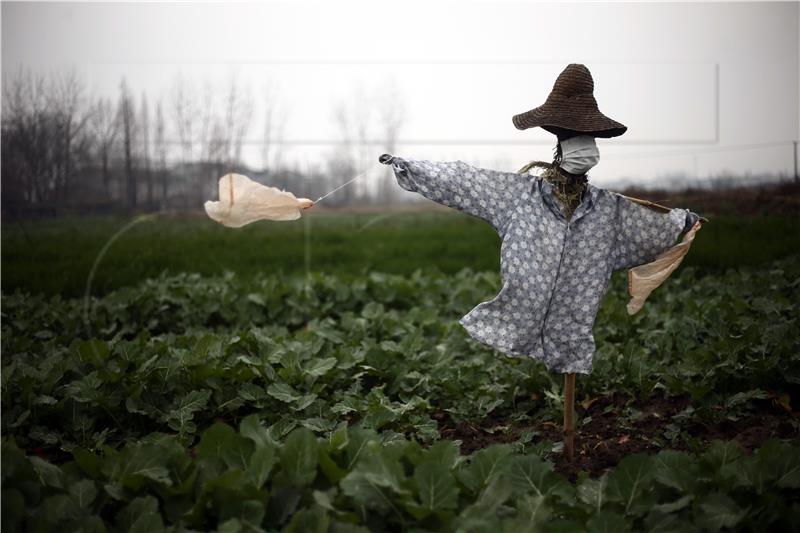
[506, 494, 551, 530]
[331, 396, 361, 415]
[693, 492, 748, 531]
[606, 454, 655, 516]
[643, 511, 701, 533]
[577, 472, 608, 511]
[328, 423, 349, 453]
[284, 505, 330, 533]
[238, 382, 268, 403]
[267, 382, 301, 403]
[700, 440, 743, 472]
[414, 461, 459, 511]
[507, 454, 573, 503]
[304, 357, 338, 377]
[130, 512, 165, 533]
[283, 505, 331, 533]
[318, 447, 348, 484]
[653, 495, 693, 514]
[197, 423, 255, 471]
[653, 450, 699, 492]
[343, 427, 378, 470]
[240, 415, 275, 449]
[279, 428, 319, 487]
[293, 393, 318, 411]
[421, 440, 462, 470]
[220, 500, 266, 529]
[457, 443, 513, 493]
[754, 438, 800, 488]
[265, 485, 302, 526]
[340, 470, 396, 514]
[301, 417, 336, 432]
[115, 444, 172, 489]
[474, 473, 514, 512]
[165, 389, 212, 434]
[30, 456, 66, 489]
[115, 495, 159, 531]
[362, 404, 396, 429]
[76, 339, 110, 367]
[194, 334, 224, 360]
[724, 389, 768, 409]
[585, 510, 630, 533]
[267, 418, 299, 442]
[246, 446, 277, 489]
[340, 440, 408, 513]
[65, 371, 104, 403]
[69, 479, 98, 509]
[33, 494, 78, 525]
[216, 518, 243, 533]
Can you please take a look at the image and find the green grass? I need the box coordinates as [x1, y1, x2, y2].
[2, 210, 798, 297]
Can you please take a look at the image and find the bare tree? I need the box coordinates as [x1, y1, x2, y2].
[374, 79, 405, 204]
[49, 69, 91, 203]
[331, 83, 377, 204]
[140, 92, 153, 208]
[231, 88, 253, 169]
[155, 100, 168, 208]
[2, 68, 55, 205]
[170, 74, 195, 168]
[189, 74, 256, 201]
[89, 97, 120, 197]
[222, 74, 254, 170]
[119, 78, 136, 208]
[197, 80, 214, 163]
[331, 101, 357, 205]
[207, 118, 227, 169]
[2, 67, 93, 209]
[260, 80, 287, 174]
[170, 73, 200, 204]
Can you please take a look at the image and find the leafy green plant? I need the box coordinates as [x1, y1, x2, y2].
[2, 242, 799, 530]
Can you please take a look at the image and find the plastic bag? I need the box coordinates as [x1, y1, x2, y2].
[626, 221, 702, 314]
[204, 173, 314, 228]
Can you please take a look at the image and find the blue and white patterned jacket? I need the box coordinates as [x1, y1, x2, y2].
[390, 157, 695, 375]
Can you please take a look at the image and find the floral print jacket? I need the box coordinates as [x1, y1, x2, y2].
[390, 157, 695, 375]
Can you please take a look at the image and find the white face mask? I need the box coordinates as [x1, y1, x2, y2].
[559, 135, 600, 175]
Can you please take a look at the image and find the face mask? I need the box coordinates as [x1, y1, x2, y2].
[559, 135, 600, 175]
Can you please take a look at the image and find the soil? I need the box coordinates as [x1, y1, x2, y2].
[433, 391, 800, 483]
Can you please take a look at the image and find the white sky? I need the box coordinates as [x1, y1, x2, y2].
[2, 0, 799, 186]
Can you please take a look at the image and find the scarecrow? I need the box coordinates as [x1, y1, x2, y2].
[378, 63, 704, 460]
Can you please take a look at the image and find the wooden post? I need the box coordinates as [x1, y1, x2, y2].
[563, 373, 576, 461]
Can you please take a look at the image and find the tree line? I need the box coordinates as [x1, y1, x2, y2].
[1, 68, 405, 218]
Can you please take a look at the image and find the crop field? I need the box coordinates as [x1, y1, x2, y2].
[2, 210, 799, 532]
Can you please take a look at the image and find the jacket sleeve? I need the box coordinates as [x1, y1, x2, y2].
[390, 157, 531, 233]
[612, 194, 693, 271]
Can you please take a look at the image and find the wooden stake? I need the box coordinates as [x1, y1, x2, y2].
[563, 372, 576, 461]
[621, 195, 709, 223]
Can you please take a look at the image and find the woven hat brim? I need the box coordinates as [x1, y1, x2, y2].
[513, 97, 627, 138]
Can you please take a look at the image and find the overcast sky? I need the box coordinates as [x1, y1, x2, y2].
[2, 1, 799, 187]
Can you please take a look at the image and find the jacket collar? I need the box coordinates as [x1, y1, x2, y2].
[536, 177, 599, 223]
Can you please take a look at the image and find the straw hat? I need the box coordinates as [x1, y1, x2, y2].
[512, 64, 627, 138]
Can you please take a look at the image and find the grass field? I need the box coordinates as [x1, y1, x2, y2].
[2, 210, 799, 531]
[2, 210, 799, 297]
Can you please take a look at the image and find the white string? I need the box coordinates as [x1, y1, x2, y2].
[314, 164, 381, 204]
